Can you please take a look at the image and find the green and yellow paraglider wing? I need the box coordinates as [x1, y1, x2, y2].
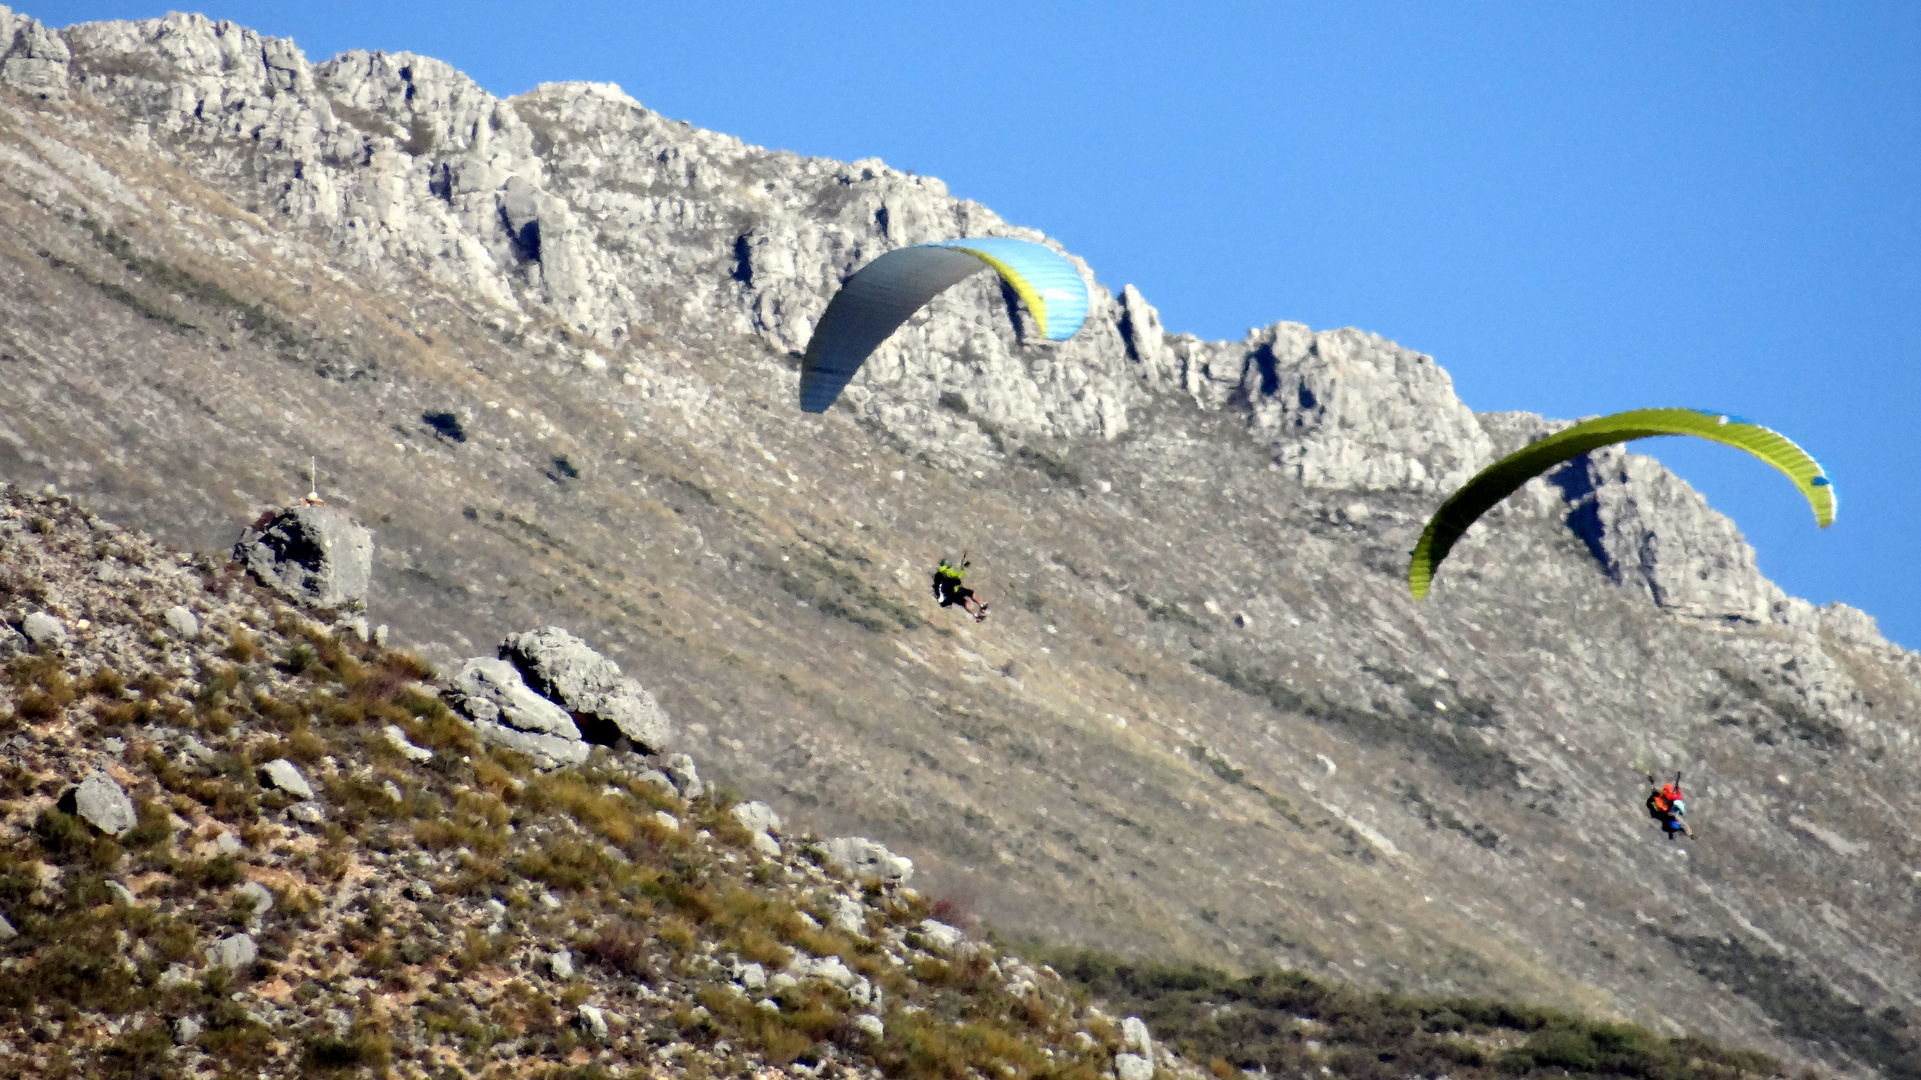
[797, 237, 1090, 413]
[1408, 408, 1835, 599]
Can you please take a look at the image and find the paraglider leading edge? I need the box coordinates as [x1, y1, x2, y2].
[1408, 408, 1835, 599]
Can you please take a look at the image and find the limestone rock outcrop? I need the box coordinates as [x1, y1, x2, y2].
[234, 504, 374, 610]
[821, 837, 914, 885]
[0, 4, 1804, 629]
[1171, 323, 1493, 493]
[1547, 444, 1776, 622]
[443, 655, 588, 767]
[1472, 410, 1779, 621]
[500, 626, 671, 752]
[0, 9, 69, 99]
[443, 627, 677, 765]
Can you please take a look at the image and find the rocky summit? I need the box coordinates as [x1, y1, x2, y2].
[1, 7, 1919, 1079]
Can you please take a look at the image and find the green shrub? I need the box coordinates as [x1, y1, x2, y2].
[198, 1002, 274, 1071]
[583, 924, 654, 980]
[34, 806, 90, 856]
[16, 659, 76, 720]
[85, 666, 127, 698]
[177, 854, 244, 890]
[102, 1019, 172, 1074]
[124, 796, 173, 851]
[278, 642, 320, 677]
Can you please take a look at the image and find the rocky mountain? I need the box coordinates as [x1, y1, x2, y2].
[1, 7, 1919, 1077]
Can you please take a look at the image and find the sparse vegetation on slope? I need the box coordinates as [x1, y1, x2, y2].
[1035, 949, 1792, 1080]
[1659, 934, 1921, 1080]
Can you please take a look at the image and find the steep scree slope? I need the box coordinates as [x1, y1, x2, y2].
[2, 8, 1920, 1076]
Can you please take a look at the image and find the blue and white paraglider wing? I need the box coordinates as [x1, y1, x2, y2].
[797, 237, 1090, 413]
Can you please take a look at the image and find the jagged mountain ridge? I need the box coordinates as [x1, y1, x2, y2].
[2, 7, 1920, 1077]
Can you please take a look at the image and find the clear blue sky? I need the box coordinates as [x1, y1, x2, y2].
[32, 2, 1921, 647]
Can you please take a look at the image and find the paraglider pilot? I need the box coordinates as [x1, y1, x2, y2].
[933, 557, 988, 622]
[1646, 773, 1693, 839]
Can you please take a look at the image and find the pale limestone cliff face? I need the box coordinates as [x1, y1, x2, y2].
[1168, 321, 1493, 493]
[0, 7, 67, 98]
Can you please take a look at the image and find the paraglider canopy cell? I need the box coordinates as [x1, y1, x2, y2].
[1408, 408, 1835, 599]
[797, 237, 1091, 413]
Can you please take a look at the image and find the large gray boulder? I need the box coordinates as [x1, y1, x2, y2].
[730, 801, 781, 836]
[1122, 1016, 1155, 1066]
[1116, 1016, 1157, 1080]
[443, 656, 588, 767]
[205, 932, 257, 970]
[61, 773, 135, 836]
[662, 753, 703, 799]
[576, 1003, 609, 1041]
[821, 837, 914, 885]
[233, 504, 373, 609]
[917, 919, 965, 951]
[499, 627, 672, 752]
[258, 759, 314, 800]
[20, 611, 66, 649]
[732, 801, 782, 859]
[162, 605, 200, 639]
[235, 881, 274, 917]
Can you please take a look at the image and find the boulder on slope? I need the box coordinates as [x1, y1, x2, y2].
[59, 773, 135, 836]
[233, 503, 373, 609]
[444, 656, 588, 767]
[500, 626, 672, 753]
